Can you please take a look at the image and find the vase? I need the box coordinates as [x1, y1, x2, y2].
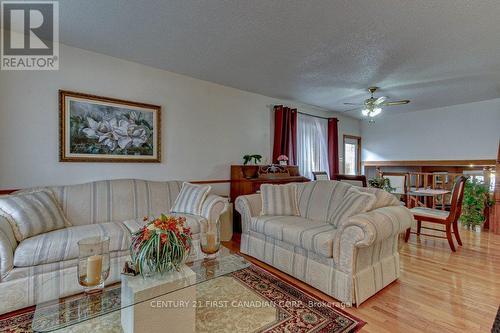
[242, 165, 259, 179]
[200, 219, 221, 259]
[77, 236, 110, 293]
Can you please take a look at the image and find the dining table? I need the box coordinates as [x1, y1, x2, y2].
[406, 188, 451, 209]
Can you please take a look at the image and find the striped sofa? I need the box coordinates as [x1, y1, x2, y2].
[0, 179, 228, 314]
[236, 180, 413, 306]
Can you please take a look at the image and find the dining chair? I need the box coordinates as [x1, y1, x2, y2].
[382, 172, 409, 205]
[404, 176, 467, 252]
[333, 174, 367, 187]
[312, 171, 330, 180]
[382, 172, 408, 194]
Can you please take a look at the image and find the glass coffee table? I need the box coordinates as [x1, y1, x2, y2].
[32, 247, 250, 333]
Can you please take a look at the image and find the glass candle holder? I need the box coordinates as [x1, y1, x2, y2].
[200, 219, 221, 259]
[77, 236, 110, 293]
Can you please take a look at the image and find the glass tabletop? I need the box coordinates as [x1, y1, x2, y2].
[31, 247, 250, 332]
[393, 189, 451, 196]
[408, 187, 450, 196]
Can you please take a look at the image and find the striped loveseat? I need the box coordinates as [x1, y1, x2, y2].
[236, 180, 413, 306]
[0, 179, 228, 314]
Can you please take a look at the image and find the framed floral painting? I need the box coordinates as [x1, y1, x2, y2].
[59, 90, 161, 162]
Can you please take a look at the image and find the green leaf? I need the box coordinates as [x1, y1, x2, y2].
[460, 178, 489, 227]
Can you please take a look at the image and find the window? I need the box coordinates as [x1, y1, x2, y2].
[463, 170, 495, 191]
[297, 113, 330, 180]
[343, 135, 361, 175]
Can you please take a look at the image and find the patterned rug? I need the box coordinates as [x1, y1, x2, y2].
[0, 265, 364, 333]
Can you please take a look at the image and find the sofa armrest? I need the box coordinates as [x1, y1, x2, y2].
[235, 194, 261, 233]
[0, 216, 17, 280]
[333, 206, 414, 270]
[200, 194, 229, 222]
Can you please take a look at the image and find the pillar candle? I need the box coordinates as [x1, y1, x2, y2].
[206, 232, 217, 252]
[86, 255, 103, 286]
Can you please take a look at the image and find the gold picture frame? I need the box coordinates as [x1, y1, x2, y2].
[59, 90, 161, 163]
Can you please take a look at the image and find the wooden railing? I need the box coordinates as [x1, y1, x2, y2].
[378, 171, 465, 191]
[379, 169, 495, 227]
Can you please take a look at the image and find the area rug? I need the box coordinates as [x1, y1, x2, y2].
[0, 265, 364, 333]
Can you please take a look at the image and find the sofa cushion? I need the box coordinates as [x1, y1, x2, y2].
[250, 216, 337, 258]
[170, 183, 211, 216]
[356, 187, 401, 209]
[296, 181, 376, 225]
[123, 214, 207, 235]
[327, 187, 376, 227]
[260, 183, 299, 216]
[296, 181, 353, 221]
[13, 222, 130, 267]
[0, 190, 71, 242]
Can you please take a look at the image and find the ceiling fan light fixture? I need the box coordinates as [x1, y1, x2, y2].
[371, 107, 382, 116]
[343, 87, 410, 119]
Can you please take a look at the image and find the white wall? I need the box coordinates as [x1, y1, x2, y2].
[361, 98, 500, 161]
[0, 45, 360, 191]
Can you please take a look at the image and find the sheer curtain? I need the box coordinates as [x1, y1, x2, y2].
[297, 113, 330, 180]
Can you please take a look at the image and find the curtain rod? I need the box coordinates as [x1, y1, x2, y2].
[274, 105, 338, 121]
[297, 111, 338, 121]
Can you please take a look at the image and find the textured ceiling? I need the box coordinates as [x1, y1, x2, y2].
[58, 0, 500, 117]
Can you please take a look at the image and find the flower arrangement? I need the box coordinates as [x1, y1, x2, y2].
[277, 155, 289, 165]
[130, 214, 192, 276]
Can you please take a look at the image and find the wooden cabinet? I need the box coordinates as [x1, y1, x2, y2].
[230, 165, 309, 233]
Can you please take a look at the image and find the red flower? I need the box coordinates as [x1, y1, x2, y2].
[160, 233, 168, 244]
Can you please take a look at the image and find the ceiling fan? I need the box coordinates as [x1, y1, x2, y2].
[343, 87, 410, 121]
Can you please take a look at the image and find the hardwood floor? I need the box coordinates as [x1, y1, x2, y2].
[223, 226, 500, 332]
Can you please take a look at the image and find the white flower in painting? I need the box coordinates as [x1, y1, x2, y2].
[82, 117, 119, 151]
[82, 117, 106, 139]
[129, 111, 140, 124]
[128, 125, 148, 147]
[81, 116, 149, 152]
[98, 132, 118, 151]
[112, 119, 148, 149]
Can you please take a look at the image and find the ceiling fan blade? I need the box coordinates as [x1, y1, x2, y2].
[382, 100, 410, 106]
[339, 107, 360, 113]
[343, 102, 362, 106]
[373, 96, 387, 105]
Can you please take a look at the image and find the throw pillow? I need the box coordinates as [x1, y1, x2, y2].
[170, 182, 211, 216]
[0, 190, 71, 242]
[328, 187, 376, 227]
[260, 183, 300, 216]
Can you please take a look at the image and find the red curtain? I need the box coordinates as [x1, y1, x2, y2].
[272, 105, 297, 164]
[327, 118, 339, 178]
